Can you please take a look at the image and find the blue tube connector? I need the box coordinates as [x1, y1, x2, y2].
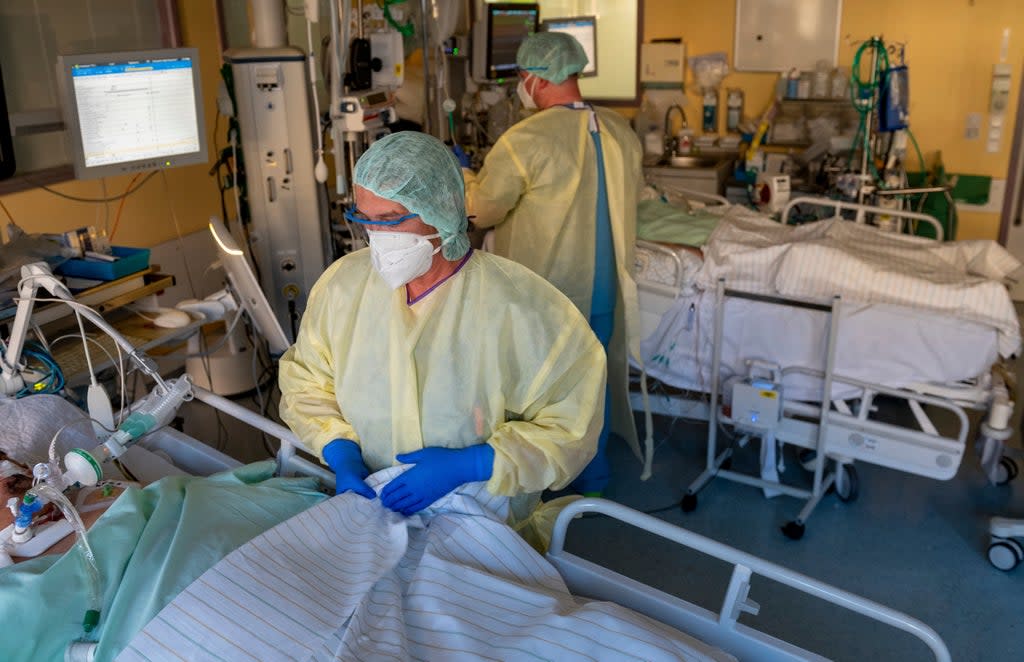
[15, 494, 43, 530]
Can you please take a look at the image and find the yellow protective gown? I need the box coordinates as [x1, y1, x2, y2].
[463, 105, 652, 476]
[278, 249, 606, 516]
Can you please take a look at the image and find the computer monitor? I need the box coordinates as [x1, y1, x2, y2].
[0, 60, 14, 180]
[542, 16, 598, 78]
[56, 48, 208, 180]
[208, 217, 290, 356]
[473, 3, 539, 82]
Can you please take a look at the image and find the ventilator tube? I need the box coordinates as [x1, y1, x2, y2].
[64, 377, 193, 486]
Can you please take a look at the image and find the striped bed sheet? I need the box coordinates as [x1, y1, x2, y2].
[118, 467, 732, 662]
[696, 210, 1022, 357]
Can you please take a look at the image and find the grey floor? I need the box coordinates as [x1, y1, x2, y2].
[181, 374, 1024, 662]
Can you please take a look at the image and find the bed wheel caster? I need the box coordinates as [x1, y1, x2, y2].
[680, 493, 698, 513]
[994, 457, 1019, 486]
[781, 521, 805, 540]
[832, 465, 860, 503]
[988, 538, 1023, 571]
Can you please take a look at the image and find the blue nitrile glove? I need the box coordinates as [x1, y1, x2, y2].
[451, 144, 472, 168]
[380, 444, 495, 516]
[322, 439, 375, 498]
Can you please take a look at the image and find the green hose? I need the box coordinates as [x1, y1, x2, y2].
[847, 38, 889, 179]
[378, 0, 414, 38]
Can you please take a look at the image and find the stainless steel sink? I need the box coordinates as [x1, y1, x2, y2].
[643, 154, 726, 169]
[667, 155, 721, 169]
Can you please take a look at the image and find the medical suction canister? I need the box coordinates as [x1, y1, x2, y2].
[64, 376, 194, 487]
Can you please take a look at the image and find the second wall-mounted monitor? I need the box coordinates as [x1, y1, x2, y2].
[542, 16, 597, 78]
[56, 48, 208, 180]
[473, 3, 540, 82]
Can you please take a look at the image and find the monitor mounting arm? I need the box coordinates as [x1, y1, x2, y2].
[0, 262, 168, 396]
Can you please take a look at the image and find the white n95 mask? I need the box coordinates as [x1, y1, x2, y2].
[517, 77, 537, 110]
[368, 231, 445, 290]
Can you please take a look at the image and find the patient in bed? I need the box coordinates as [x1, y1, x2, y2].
[1, 450, 133, 560]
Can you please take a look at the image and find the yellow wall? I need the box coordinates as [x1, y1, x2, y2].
[0, 1, 223, 248]
[644, 0, 1024, 240]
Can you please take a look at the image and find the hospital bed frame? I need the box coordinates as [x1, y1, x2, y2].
[179, 384, 952, 661]
[631, 196, 1007, 540]
[780, 196, 945, 240]
[549, 498, 951, 662]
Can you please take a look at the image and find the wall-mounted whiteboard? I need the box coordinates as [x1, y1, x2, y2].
[734, 0, 842, 72]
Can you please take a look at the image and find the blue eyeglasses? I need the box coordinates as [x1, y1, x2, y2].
[343, 207, 420, 226]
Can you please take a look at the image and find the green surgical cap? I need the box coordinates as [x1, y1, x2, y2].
[516, 32, 589, 84]
[354, 132, 470, 261]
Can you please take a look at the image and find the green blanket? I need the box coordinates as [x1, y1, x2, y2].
[637, 199, 720, 246]
[0, 461, 326, 661]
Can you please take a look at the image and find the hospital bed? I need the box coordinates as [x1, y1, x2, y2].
[631, 194, 1021, 539]
[129, 387, 953, 661]
[0, 370, 953, 659]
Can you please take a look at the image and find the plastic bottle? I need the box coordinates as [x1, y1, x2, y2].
[797, 72, 811, 99]
[678, 129, 694, 154]
[811, 60, 829, 98]
[830, 67, 848, 99]
[726, 88, 744, 132]
[702, 89, 718, 133]
[786, 69, 800, 98]
[644, 125, 663, 156]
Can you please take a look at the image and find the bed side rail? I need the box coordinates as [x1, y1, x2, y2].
[191, 386, 336, 489]
[549, 498, 951, 662]
[780, 196, 944, 241]
[636, 239, 687, 293]
[653, 182, 731, 207]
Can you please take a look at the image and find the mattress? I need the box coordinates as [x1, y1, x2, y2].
[639, 289, 1002, 402]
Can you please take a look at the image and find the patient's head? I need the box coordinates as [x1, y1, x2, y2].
[0, 450, 132, 560]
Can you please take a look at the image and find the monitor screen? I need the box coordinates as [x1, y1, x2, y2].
[0, 60, 14, 180]
[487, 4, 539, 80]
[208, 217, 290, 356]
[57, 48, 208, 180]
[543, 16, 598, 77]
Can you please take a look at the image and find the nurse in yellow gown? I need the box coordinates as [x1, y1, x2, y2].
[463, 32, 649, 494]
[278, 132, 605, 523]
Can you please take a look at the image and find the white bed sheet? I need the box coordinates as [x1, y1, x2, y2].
[119, 467, 733, 662]
[698, 211, 1022, 357]
[640, 290, 1001, 402]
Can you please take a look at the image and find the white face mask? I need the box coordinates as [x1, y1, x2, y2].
[368, 231, 446, 290]
[517, 76, 537, 110]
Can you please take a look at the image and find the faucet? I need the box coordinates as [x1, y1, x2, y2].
[663, 104, 688, 158]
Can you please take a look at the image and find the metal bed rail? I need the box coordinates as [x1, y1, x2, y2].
[780, 195, 945, 241]
[190, 386, 336, 489]
[549, 498, 952, 662]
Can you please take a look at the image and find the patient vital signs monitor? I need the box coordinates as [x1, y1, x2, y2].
[543, 16, 598, 77]
[473, 3, 540, 81]
[57, 48, 208, 180]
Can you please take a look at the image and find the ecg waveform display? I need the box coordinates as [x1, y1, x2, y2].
[71, 58, 200, 167]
